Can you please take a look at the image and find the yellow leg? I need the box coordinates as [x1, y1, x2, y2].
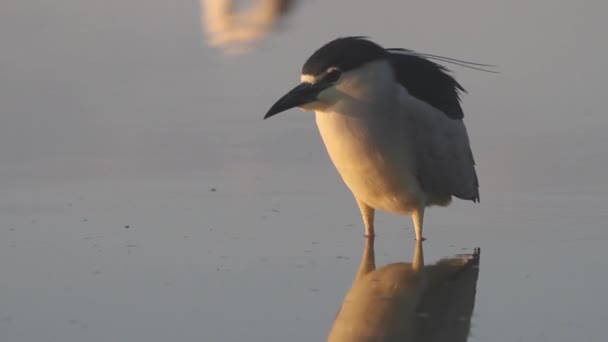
[355, 236, 376, 281]
[357, 200, 375, 237]
[412, 207, 425, 241]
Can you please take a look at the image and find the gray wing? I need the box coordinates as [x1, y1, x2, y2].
[404, 96, 479, 202]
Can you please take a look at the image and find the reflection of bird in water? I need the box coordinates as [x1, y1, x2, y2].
[414, 249, 481, 342]
[200, 0, 294, 54]
[265, 37, 492, 240]
[327, 238, 480, 342]
[328, 238, 426, 341]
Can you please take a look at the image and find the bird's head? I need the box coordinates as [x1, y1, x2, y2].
[264, 36, 484, 120]
[264, 37, 390, 119]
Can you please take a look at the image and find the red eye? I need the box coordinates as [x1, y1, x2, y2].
[326, 69, 342, 82]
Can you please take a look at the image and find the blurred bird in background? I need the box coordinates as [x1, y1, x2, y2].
[200, 0, 295, 54]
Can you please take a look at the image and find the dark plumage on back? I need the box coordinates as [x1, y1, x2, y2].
[388, 52, 466, 119]
[301, 37, 466, 120]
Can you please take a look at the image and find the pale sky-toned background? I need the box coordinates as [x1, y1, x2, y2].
[1, 1, 607, 341]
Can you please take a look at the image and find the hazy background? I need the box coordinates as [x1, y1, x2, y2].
[1, 1, 607, 341]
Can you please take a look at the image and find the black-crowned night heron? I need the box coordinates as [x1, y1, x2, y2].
[264, 37, 485, 241]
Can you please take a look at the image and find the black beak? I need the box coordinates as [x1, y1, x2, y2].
[264, 81, 330, 119]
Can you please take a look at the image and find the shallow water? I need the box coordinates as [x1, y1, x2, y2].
[1, 1, 607, 341]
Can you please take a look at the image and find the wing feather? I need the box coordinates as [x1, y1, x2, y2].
[400, 90, 480, 202]
[388, 52, 466, 120]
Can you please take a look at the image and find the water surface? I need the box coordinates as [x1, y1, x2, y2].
[1, 1, 607, 341]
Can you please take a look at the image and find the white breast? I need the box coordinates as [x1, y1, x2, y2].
[315, 104, 423, 214]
